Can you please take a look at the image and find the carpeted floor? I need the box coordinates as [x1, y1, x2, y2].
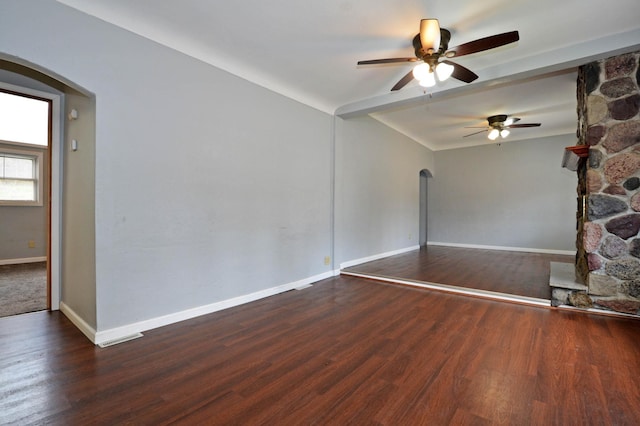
[0, 262, 47, 318]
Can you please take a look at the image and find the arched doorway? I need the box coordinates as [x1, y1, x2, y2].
[0, 55, 96, 324]
[0, 87, 53, 316]
[419, 169, 432, 247]
[0, 79, 61, 313]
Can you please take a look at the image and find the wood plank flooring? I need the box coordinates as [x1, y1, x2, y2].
[344, 245, 575, 300]
[1, 274, 639, 424]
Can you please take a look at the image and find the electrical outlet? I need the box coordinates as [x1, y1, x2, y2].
[324, 256, 331, 265]
[28, 240, 36, 248]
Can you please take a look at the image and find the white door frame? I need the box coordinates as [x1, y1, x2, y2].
[0, 81, 62, 310]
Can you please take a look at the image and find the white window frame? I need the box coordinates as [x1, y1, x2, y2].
[0, 145, 44, 207]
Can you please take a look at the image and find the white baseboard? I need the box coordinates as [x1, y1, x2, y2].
[339, 245, 420, 270]
[341, 270, 550, 308]
[427, 241, 576, 256]
[60, 301, 98, 343]
[556, 304, 640, 319]
[91, 270, 335, 347]
[0, 256, 47, 265]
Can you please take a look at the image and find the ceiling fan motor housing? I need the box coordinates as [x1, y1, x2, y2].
[488, 114, 509, 128]
[412, 29, 451, 60]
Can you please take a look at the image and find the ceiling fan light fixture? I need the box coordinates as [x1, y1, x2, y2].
[420, 19, 441, 53]
[358, 20, 520, 92]
[435, 62, 454, 81]
[412, 63, 431, 81]
[418, 71, 436, 87]
[464, 114, 541, 139]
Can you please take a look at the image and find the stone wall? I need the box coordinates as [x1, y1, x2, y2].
[579, 52, 640, 316]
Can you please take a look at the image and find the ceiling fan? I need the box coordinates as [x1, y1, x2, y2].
[464, 114, 542, 140]
[357, 19, 519, 91]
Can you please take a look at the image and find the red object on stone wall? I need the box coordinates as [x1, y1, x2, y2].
[565, 145, 590, 158]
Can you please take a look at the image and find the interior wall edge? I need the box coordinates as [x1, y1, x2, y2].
[59, 301, 97, 344]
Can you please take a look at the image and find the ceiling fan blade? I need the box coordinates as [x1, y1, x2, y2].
[508, 123, 542, 128]
[463, 129, 488, 138]
[447, 31, 519, 58]
[358, 58, 419, 65]
[443, 60, 478, 83]
[420, 19, 441, 53]
[391, 70, 415, 91]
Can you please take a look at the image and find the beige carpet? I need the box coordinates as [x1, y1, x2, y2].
[0, 262, 47, 318]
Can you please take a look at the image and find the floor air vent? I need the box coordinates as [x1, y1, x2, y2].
[295, 284, 313, 290]
[98, 332, 144, 348]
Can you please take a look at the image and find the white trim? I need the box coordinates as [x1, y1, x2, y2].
[0, 256, 47, 265]
[0, 139, 49, 150]
[92, 270, 335, 346]
[49, 94, 62, 311]
[556, 304, 640, 320]
[340, 270, 551, 307]
[60, 301, 97, 343]
[427, 241, 576, 256]
[339, 245, 420, 270]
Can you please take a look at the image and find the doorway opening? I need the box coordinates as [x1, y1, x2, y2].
[0, 88, 53, 317]
[419, 169, 432, 247]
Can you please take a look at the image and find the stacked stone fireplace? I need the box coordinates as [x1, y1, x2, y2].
[552, 51, 640, 317]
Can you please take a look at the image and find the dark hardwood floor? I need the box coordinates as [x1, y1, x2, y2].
[1, 274, 639, 424]
[344, 245, 575, 300]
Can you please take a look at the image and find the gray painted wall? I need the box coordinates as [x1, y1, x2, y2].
[428, 135, 577, 251]
[335, 116, 435, 265]
[1, 0, 332, 331]
[0, 0, 578, 336]
[62, 91, 97, 327]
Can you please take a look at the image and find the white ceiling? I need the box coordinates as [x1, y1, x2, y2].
[56, 0, 640, 150]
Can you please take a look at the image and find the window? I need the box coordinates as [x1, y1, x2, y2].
[0, 90, 49, 206]
[0, 147, 43, 206]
